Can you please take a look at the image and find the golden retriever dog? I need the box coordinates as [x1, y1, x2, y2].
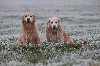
[17, 12, 40, 45]
[46, 17, 73, 44]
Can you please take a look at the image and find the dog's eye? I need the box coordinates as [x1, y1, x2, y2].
[55, 22, 57, 23]
[30, 16, 32, 17]
[51, 22, 53, 24]
[25, 15, 27, 17]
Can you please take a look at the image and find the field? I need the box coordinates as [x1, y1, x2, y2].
[0, 0, 100, 66]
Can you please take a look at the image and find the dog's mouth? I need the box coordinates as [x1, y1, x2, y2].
[26, 18, 31, 23]
[25, 22, 32, 28]
[26, 21, 31, 23]
[25, 18, 32, 28]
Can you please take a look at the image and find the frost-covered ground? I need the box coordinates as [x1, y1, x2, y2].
[0, 0, 100, 66]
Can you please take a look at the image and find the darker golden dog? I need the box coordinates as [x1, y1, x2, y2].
[17, 12, 40, 45]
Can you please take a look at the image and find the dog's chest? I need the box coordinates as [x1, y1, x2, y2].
[49, 32, 62, 41]
[24, 33, 35, 40]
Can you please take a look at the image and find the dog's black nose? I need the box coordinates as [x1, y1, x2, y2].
[27, 18, 30, 23]
[53, 25, 56, 30]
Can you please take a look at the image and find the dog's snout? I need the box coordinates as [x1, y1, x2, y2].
[53, 25, 56, 30]
[27, 18, 30, 23]
[27, 18, 30, 21]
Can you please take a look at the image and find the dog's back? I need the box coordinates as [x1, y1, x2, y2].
[63, 31, 73, 44]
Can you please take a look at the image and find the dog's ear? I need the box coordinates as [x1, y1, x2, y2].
[57, 17, 62, 29]
[57, 17, 61, 23]
[32, 14, 36, 22]
[22, 14, 24, 23]
[47, 18, 51, 25]
[46, 18, 51, 28]
[33, 15, 35, 19]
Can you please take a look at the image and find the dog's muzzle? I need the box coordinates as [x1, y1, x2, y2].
[52, 25, 57, 30]
[27, 18, 31, 23]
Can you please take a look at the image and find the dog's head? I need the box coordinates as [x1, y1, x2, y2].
[22, 12, 36, 28]
[47, 17, 61, 31]
[22, 12, 35, 24]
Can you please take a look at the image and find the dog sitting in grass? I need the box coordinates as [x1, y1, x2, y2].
[17, 12, 40, 46]
[45, 17, 73, 44]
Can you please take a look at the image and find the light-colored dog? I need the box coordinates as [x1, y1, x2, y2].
[17, 12, 40, 45]
[46, 17, 73, 44]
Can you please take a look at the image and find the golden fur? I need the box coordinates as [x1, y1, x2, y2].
[46, 17, 73, 44]
[17, 12, 40, 45]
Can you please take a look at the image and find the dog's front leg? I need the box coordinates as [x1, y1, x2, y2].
[57, 33, 64, 44]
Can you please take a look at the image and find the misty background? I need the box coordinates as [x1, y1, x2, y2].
[0, 0, 100, 11]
